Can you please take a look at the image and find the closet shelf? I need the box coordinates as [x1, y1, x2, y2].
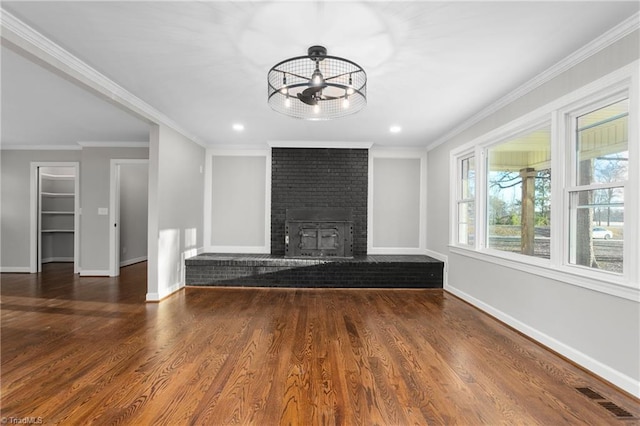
[42, 229, 74, 233]
[42, 211, 74, 215]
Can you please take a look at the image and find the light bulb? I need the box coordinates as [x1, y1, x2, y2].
[280, 87, 288, 95]
[313, 104, 320, 114]
[346, 87, 355, 95]
[311, 67, 323, 86]
[284, 97, 291, 108]
[342, 97, 350, 109]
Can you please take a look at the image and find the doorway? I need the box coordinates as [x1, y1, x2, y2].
[31, 162, 80, 273]
[109, 159, 149, 277]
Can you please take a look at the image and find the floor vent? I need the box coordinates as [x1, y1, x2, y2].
[575, 387, 636, 419]
[576, 387, 605, 400]
[598, 401, 634, 418]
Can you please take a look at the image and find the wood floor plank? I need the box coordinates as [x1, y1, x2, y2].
[2, 263, 639, 425]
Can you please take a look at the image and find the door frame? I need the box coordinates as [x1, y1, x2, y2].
[30, 162, 80, 274]
[109, 159, 149, 277]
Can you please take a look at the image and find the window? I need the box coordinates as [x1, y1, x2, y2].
[456, 156, 475, 245]
[487, 125, 551, 259]
[568, 98, 628, 274]
[449, 64, 638, 295]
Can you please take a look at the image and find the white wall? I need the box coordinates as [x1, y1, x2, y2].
[147, 124, 204, 301]
[427, 30, 640, 396]
[79, 147, 149, 274]
[206, 150, 269, 252]
[0, 147, 149, 274]
[119, 163, 148, 266]
[0, 150, 81, 271]
[368, 149, 427, 255]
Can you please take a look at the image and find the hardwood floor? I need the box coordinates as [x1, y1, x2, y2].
[1, 262, 638, 425]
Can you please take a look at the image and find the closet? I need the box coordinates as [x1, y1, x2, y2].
[39, 166, 76, 265]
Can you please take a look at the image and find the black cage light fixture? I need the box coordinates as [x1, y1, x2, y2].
[268, 46, 367, 120]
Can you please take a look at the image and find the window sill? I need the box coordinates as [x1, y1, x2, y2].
[449, 245, 639, 302]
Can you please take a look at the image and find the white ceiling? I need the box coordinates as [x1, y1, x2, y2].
[1, 1, 638, 149]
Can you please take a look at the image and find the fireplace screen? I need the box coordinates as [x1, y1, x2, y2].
[285, 208, 353, 258]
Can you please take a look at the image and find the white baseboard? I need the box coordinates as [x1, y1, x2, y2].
[0, 266, 31, 273]
[204, 245, 269, 254]
[146, 281, 183, 302]
[367, 247, 428, 255]
[120, 256, 147, 267]
[79, 269, 110, 276]
[446, 284, 640, 398]
[42, 257, 73, 263]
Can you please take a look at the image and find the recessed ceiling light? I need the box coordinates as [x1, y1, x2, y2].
[232, 123, 244, 131]
[389, 125, 402, 133]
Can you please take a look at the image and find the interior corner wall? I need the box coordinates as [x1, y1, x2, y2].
[79, 147, 149, 274]
[426, 30, 640, 395]
[147, 124, 204, 301]
[0, 149, 81, 271]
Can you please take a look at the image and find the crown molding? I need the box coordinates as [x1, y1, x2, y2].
[77, 141, 149, 148]
[268, 141, 374, 149]
[428, 11, 640, 151]
[0, 144, 82, 151]
[0, 9, 205, 148]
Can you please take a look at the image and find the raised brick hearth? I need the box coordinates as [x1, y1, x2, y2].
[185, 254, 444, 288]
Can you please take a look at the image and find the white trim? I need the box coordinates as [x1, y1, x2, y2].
[109, 159, 149, 277]
[1, 145, 82, 151]
[203, 149, 213, 249]
[447, 62, 639, 300]
[367, 247, 427, 255]
[0, 267, 31, 273]
[206, 149, 271, 253]
[210, 143, 269, 151]
[368, 149, 428, 254]
[79, 269, 110, 276]
[450, 246, 639, 302]
[0, 10, 204, 148]
[204, 245, 270, 254]
[445, 284, 640, 398]
[78, 141, 149, 148]
[146, 281, 183, 302]
[209, 148, 269, 157]
[120, 256, 147, 267]
[268, 141, 373, 149]
[429, 12, 640, 152]
[42, 257, 74, 263]
[30, 162, 80, 274]
[265, 149, 273, 252]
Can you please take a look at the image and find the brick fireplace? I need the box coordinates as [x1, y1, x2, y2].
[271, 148, 368, 256]
[185, 146, 444, 288]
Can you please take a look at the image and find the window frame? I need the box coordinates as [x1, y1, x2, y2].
[563, 90, 633, 281]
[454, 153, 476, 247]
[483, 119, 553, 261]
[449, 61, 639, 301]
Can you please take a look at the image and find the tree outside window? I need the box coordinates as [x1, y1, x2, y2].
[487, 126, 551, 259]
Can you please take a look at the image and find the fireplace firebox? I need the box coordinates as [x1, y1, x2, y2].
[285, 208, 353, 258]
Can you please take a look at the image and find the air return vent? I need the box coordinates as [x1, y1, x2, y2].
[575, 387, 635, 419]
